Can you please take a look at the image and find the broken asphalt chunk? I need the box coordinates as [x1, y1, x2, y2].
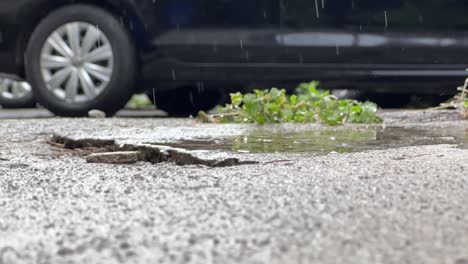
[49, 134, 258, 167]
[86, 151, 140, 164]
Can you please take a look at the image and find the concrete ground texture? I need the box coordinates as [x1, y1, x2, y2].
[0, 110, 467, 264]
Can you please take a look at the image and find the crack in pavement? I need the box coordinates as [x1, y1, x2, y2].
[49, 134, 259, 167]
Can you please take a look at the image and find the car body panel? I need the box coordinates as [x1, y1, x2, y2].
[280, 0, 468, 65]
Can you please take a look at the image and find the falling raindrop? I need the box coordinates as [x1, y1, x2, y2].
[152, 88, 157, 109]
[315, 0, 320, 18]
[384, 11, 388, 28]
[189, 91, 194, 106]
[197, 81, 205, 93]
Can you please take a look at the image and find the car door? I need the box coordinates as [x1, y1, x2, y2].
[363, 0, 468, 67]
[153, 0, 281, 63]
[279, 0, 468, 71]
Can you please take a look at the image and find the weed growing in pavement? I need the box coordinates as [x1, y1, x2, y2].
[198, 81, 382, 125]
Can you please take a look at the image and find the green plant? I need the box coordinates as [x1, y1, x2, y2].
[199, 82, 382, 125]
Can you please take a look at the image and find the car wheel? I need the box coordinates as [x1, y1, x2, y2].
[148, 87, 225, 117]
[0, 79, 36, 108]
[25, 4, 136, 117]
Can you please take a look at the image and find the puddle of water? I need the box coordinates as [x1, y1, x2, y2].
[150, 126, 467, 154]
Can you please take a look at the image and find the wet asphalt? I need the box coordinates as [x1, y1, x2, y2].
[0, 109, 468, 264]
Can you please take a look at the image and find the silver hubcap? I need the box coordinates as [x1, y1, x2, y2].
[40, 22, 114, 103]
[0, 78, 32, 100]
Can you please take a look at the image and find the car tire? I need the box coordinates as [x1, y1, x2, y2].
[25, 4, 136, 117]
[148, 87, 225, 117]
[0, 79, 36, 108]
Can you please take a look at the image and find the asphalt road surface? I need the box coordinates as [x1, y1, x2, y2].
[0, 110, 467, 264]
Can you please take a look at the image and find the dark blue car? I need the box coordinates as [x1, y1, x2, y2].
[0, 0, 467, 116]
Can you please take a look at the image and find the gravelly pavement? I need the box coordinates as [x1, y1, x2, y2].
[0, 110, 468, 264]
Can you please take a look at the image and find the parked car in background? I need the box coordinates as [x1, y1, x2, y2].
[0, 0, 467, 116]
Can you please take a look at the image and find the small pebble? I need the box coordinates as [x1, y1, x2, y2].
[88, 109, 106, 119]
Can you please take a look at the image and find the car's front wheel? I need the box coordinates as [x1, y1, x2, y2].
[25, 4, 136, 117]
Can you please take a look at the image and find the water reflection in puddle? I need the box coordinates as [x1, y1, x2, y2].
[151, 126, 467, 154]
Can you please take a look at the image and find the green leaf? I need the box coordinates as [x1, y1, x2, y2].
[269, 88, 282, 100]
[255, 114, 266, 125]
[266, 102, 279, 113]
[290, 94, 297, 104]
[254, 89, 266, 97]
[242, 94, 259, 119]
[243, 93, 256, 104]
[230, 92, 243, 107]
[281, 109, 294, 122]
[294, 110, 306, 123]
